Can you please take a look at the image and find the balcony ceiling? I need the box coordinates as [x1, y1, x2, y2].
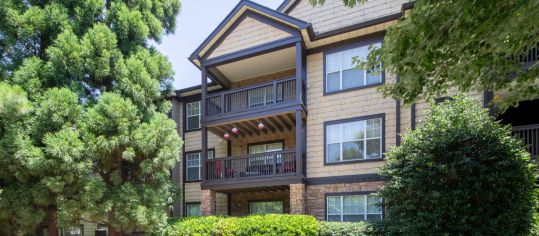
[215, 46, 295, 82]
[207, 112, 296, 140]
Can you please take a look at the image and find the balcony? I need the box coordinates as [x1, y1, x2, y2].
[513, 124, 539, 161]
[204, 77, 304, 123]
[203, 149, 305, 190]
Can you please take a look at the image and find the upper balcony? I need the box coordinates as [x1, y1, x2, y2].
[205, 76, 305, 123]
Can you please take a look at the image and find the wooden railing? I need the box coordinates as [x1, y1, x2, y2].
[205, 77, 297, 120]
[513, 124, 539, 159]
[205, 149, 299, 182]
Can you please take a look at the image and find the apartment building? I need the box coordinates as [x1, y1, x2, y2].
[170, 0, 538, 221]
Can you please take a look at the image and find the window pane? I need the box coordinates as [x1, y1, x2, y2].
[327, 215, 341, 222]
[326, 52, 341, 72]
[342, 68, 364, 89]
[187, 167, 200, 181]
[367, 196, 383, 214]
[366, 67, 382, 85]
[326, 72, 340, 92]
[187, 116, 200, 130]
[366, 118, 381, 138]
[342, 121, 364, 141]
[342, 47, 361, 69]
[208, 151, 214, 160]
[326, 124, 341, 143]
[367, 214, 382, 221]
[342, 141, 363, 160]
[366, 139, 381, 159]
[250, 201, 283, 214]
[187, 203, 201, 216]
[343, 195, 364, 214]
[327, 143, 341, 162]
[266, 142, 283, 152]
[327, 196, 341, 214]
[343, 215, 363, 222]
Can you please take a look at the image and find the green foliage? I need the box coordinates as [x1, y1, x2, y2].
[379, 96, 538, 235]
[316, 0, 539, 110]
[168, 215, 319, 236]
[318, 221, 372, 236]
[0, 0, 181, 234]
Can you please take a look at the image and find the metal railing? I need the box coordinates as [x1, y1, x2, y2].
[513, 124, 539, 159]
[205, 77, 297, 120]
[205, 149, 298, 182]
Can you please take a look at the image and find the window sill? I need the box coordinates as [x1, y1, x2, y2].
[324, 82, 384, 96]
[184, 128, 201, 133]
[324, 157, 383, 166]
[184, 180, 202, 183]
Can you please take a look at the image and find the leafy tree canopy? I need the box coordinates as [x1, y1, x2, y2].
[310, 0, 539, 110]
[379, 96, 538, 235]
[0, 0, 182, 235]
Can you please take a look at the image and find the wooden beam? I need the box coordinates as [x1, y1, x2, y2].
[223, 124, 244, 138]
[285, 113, 296, 126]
[232, 122, 253, 137]
[260, 117, 277, 134]
[250, 120, 268, 135]
[276, 114, 293, 132]
[269, 116, 287, 132]
[237, 121, 259, 136]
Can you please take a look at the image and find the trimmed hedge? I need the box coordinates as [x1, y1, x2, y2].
[167, 215, 319, 236]
[166, 215, 377, 236]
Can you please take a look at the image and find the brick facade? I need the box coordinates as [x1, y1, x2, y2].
[290, 183, 306, 214]
[201, 189, 216, 216]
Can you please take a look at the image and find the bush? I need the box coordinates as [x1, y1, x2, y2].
[379, 96, 538, 235]
[318, 222, 372, 236]
[167, 214, 318, 236]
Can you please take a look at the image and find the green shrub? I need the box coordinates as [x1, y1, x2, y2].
[168, 214, 318, 236]
[318, 222, 372, 236]
[380, 96, 538, 235]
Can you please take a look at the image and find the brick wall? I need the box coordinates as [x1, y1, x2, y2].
[305, 181, 384, 220]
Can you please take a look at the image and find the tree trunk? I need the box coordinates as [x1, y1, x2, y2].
[108, 225, 124, 236]
[47, 209, 58, 236]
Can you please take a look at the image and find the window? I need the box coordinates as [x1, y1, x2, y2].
[326, 117, 382, 163]
[249, 201, 283, 214]
[248, 141, 284, 165]
[64, 225, 83, 236]
[186, 202, 201, 216]
[327, 194, 383, 222]
[249, 86, 274, 108]
[186, 150, 214, 181]
[325, 42, 382, 93]
[186, 101, 200, 130]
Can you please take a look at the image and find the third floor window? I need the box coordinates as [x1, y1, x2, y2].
[325, 41, 382, 93]
[186, 101, 200, 130]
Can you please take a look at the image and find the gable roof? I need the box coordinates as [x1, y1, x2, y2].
[189, 0, 309, 65]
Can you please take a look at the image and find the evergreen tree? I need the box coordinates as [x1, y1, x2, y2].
[0, 0, 182, 235]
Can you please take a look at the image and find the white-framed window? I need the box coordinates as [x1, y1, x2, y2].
[185, 150, 214, 181]
[248, 86, 274, 108]
[186, 202, 201, 216]
[325, 42, 382, 93]
[326, 117, 382, 163]
[249, 201, 283, 214]
[327, 194, 383, 222]
[186, 101, 200, 130]
[248, 142, 284, 165]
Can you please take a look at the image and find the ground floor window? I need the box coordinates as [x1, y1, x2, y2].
[186, 202, 201, 216]
[326, 194, 382, 222]
[249, 201, 283, 214]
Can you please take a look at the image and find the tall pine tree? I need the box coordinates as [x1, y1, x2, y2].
[0, 0, 182, 235]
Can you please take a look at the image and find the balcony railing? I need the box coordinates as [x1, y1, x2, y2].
[205, 77, 298, 120]
[513, 124, 539, 159]
[205, 149, 301, 183]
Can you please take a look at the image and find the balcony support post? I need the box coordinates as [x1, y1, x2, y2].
[295, 109, 303, 177]
[201, 66, 208, 182]
[295, 42, 303, 103]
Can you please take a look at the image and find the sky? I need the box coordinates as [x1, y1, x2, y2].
[153, 0, 284, 90]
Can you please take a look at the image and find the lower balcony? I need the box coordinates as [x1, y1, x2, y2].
[203, 149, 305, 191]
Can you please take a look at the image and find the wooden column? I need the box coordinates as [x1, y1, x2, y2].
[295, 41, 303, 103]
[201, 67, 208, 182]
[295, 110, 303, 177]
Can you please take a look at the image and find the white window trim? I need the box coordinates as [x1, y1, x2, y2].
[326, 194, 383, 222]
[186, 101, 200, 130]
[326, 118, 382, 163]
[325, 43, 382, 93]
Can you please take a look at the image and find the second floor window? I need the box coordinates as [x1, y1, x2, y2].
[326, 117, 382, 163]
[186, 101, 200, 130]
[325, 41, 382, 93]
[186, 150, 214, 181]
